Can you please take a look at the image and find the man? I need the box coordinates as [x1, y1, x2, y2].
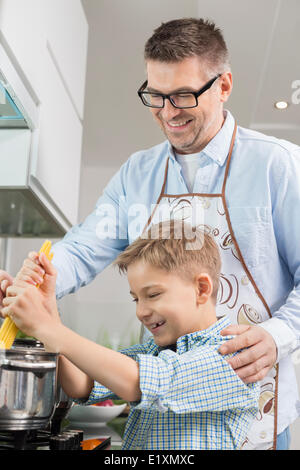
[0, 18, 299, 449]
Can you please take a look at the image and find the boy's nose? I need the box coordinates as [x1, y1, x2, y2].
[136, 302, 152, 322]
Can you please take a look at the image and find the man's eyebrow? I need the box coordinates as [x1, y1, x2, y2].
[146, 85, 196, 94]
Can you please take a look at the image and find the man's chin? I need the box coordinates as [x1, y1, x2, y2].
[167, 135, 200, 154]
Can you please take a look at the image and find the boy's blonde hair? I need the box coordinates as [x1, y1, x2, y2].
[115, 220, 221, 302]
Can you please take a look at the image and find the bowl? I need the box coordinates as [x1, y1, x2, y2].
[67, 403, 127, 427]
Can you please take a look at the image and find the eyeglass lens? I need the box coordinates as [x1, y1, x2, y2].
[143, 93, 197, 108]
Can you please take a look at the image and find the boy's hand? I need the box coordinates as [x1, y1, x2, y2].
[0, 270, 14, 314]
[1, 284, 60, 339]
[14, 251, 57, 314]
[0, 249, 60, 338]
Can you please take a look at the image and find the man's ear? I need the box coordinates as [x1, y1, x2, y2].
[195, 273, 213, 305]
[219, 72, 233, 103]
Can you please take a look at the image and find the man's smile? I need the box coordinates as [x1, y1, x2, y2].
[166, 119, 193, 131]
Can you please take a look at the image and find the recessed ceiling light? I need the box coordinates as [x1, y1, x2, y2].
[274, 101, 289, 110]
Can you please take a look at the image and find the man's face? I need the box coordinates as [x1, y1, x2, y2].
[127, 261, 202, 347]
[146, 56, 231, 154]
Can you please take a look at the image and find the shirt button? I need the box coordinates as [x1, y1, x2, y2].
[241, 276, 249, 286]
[260, 431, 267, 439]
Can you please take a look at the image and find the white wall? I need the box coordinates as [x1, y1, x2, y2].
[58, 164, 141, 350]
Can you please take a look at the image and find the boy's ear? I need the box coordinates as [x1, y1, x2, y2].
[195, 273, 213, 305]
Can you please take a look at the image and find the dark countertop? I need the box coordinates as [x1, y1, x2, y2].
[65, 415, 127, 450]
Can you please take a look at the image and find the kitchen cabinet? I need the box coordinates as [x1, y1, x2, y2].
[34, 51, 83, 226]
[0, 0, 88, 229]
[43, 0, 88, 120]
[0, 0, 88, 120]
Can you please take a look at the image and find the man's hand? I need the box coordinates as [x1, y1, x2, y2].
[0, 270, 14, 314]
[219, 324, 277, 383]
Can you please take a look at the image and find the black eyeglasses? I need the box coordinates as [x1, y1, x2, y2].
[137, 74, 222, 109]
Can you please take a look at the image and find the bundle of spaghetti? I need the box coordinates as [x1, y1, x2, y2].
[0, 240, 53, 349]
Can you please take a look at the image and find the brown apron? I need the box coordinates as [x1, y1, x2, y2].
[142, 122, 278, 449]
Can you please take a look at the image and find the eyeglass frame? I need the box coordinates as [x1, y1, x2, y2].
[137, 73, 222, 109]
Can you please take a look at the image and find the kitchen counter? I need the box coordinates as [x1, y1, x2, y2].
[106, 416, 127, 449]
[66, 415, 127, 450]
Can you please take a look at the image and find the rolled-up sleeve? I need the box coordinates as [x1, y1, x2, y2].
[75, 342, 152, 405]
[134, 347, 259, 414]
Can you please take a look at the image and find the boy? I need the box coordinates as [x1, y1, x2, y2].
[1, 221, 259, 450]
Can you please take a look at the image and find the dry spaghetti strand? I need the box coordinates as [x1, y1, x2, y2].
[0, 240, 53, 349]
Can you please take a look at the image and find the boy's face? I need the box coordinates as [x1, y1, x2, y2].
[127, 261, 203, 347]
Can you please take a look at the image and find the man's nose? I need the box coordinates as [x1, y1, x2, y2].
[159, 98, 182, 121]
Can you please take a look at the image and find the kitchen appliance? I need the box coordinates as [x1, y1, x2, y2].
[0, 43, 71, 238]
[0, 339, 58, 431]
[0, 339, 111, 450]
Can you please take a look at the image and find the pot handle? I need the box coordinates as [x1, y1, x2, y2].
[1, 359, 56, 374]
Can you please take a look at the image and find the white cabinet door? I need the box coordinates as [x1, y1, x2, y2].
[0, 0, 46, 100]
[0, 0, 88, 226]
[0, 0, 88, 119]
[43, 0, 88, 120]
[33, 52, 83, 226]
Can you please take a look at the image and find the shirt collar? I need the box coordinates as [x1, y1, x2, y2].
[176, 316, 231, 354]
[168, 109, 235, 167]
[146, 315, 232, 356]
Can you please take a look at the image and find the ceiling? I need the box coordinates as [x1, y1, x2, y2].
[81, 0, 300, 167]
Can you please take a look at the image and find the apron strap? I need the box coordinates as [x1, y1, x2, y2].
[221, 121, 237, 196]
[161, 157, 169, 196]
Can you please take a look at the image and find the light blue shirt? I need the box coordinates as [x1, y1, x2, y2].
[80, 316, 259, 450]
[52, 109, 300, 432]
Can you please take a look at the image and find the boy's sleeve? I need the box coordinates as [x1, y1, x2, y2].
[74, 342, 151, 405]
[133, 346, 260, 414]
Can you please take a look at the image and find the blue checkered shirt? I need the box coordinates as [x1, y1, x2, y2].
[84, 316, 259, 450]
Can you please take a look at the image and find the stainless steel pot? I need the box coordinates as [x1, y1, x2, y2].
[51, 383, 74, 434]
[0, 339, 58, 430]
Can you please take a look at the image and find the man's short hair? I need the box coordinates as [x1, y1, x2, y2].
[114, 220, 221, 302]
[144, 17, 230, 75]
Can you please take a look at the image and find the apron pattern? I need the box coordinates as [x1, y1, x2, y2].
[142, 122, 278, 450]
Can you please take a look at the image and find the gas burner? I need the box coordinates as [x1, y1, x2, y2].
[0, 429, 86, 450]
[0, 428, 111, 451]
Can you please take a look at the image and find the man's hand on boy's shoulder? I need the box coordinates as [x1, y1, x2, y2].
[218, 324, 277, 384]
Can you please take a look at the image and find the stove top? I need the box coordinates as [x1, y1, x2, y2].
[0, 428, 111, 451]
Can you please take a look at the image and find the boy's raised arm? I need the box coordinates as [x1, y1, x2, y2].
[1, 254, 142, 403]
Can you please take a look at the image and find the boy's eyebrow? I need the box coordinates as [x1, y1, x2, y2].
[130, 284, 164, 296]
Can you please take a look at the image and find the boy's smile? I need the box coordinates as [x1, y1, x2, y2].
[127, 260, 215, 347]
